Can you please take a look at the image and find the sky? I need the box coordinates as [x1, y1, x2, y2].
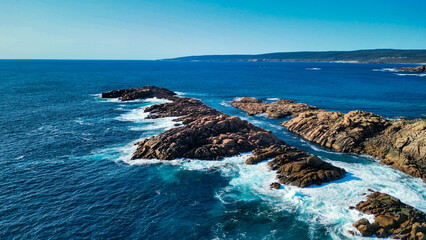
[0, 0, 425, 60]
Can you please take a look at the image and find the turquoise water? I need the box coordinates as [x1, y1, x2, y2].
[0, 60, 425, 239]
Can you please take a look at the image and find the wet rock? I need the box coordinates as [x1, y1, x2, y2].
[353, 192, 426, 239]
[270, 182, 281, 189]
[353, 218, 377, 236]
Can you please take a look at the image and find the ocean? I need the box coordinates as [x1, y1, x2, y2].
[0, 60, 425, 240]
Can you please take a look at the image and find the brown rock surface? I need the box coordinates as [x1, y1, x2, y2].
[132, 114, 284, 160]
[232, 97, 319, 118]
[247, 144, 346, 188]
[353, 192, 426, 239]
[102, 86, 346, 188]
[397, 65, 426, 73]
[282, 110, 391, 153]
[361, 119, 426, 180]
[232, 96, 425, 181]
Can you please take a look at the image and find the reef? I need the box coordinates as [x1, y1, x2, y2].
[232, 97, 426, 181]
[101, 86, 346, 188]
[353, 191, 426, 239]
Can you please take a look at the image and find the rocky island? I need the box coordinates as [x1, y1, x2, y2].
[232, 98, 426, 182]
[101, 86, 346, 188]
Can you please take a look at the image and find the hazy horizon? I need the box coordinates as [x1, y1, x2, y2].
[1, 0, 425, 60]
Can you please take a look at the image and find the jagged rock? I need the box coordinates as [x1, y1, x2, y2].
[361, 119, 426, 180]
[231, 97, 269, 116]
[101, 86, 347, 188]
[145, 97, 222, 124]
[270, 182, 281, 189]
[101, 85, 176, 101]
[353, 192, 426, 239]
[249, 145, 346, 188]
[282, 110, 391, 153]
[132, 114, 284, 160]
[232, 95, 426, 181]
[397, 65, 426, 73]
[232, 97, 319, 118]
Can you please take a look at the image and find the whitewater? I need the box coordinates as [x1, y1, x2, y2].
[101, 96, 425, 240]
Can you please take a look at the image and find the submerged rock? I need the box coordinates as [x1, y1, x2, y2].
[397, 65, 426, 73]
[353, 192, 426, 239]
[102, 86, 346, 188]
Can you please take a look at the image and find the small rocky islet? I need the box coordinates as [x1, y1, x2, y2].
[102, 86, 425, 239]
[396, 65, 426, 73]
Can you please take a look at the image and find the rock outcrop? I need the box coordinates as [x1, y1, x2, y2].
[102, 86, 346, 188]
[283, 110, 391, 153]
[353, 191, 426, 239]
[101, 85, 177, 101]
[232, 97, 425, 181]
[232, 97, 319, 118]
[132, 114, 283, 160]
[361, 119, 426, 180]
[397, 65, 426, 73]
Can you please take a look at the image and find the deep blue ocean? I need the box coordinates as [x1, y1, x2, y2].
[0, 60, 425, 240]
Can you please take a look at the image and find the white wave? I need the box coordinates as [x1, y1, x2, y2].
[219, 100, 232, 107]
[74, 119, 93, 125]
[385, 116, 403, 121]
[372, 68, 399, 72]
[306, 68, 322, 71]
[141, 97, 173, 104]
[210, 153, 425, 239]
[300, 140, 344, 155]
[175, 91, 186, 96]
[15, 155, 25, 160]
[111, 134, 425, 239]
[98, 92, 425, 239]
[115, 106, 150, 123]
[395, 73, 426, 77]
[129, 117, 181, 131]
[233, 97, 243, 102]
[266, 98, 280, 101]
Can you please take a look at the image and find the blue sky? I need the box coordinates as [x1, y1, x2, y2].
[0, 0, 425, 59]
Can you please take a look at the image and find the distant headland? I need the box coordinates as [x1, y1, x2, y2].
[163, 49, 426, 64]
